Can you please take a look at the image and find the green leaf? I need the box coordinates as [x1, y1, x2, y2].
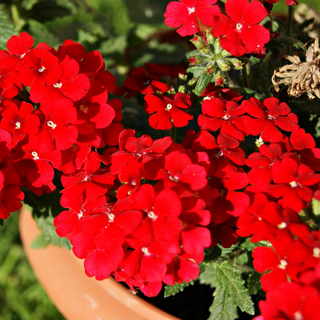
[208, 287, 238, 320]
[215, 261, 255, 315]
[239, 238, 257, 252]
[23, 187, 64, 219]
[195, 72, 213, 96]
[199, 263, 217, 288]
[186, 50, 209, 58]
[31, 215, 72, 250]
[312, 198, 320, 216]
[21, 0, 41, 11]
[187, 66, 206, 79]
[27, 19, 59, 47]
[220, 243, 238, 257]
[0, 4, 17, 50]
[270, 35, 306, 51]
[204, 246, 222, 263]
[164, 280, 195, 298]
[247, 272, 261, 296]
[239, 238, 271, 252]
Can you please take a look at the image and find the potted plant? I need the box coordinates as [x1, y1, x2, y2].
[1, 0, 320, 319]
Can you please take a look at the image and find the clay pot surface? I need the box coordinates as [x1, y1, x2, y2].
[19, 206, 180, 320]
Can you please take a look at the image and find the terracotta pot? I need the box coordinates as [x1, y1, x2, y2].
[19, 206, 180, 320]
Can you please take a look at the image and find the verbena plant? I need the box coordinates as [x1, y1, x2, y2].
[1, 0, 320, 319]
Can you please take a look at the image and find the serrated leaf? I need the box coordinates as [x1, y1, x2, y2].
[195, 72, 213, 96]
[220, 243, 238, 257]
[236, 252, 248, 265]
[247, 272, 261, 295]
[164, 280, 195, 298]
[199, 263, 217, 288]
[240, 238, 271, 252]
[312, 198, 320, 216]
[215, 261, 255, 315]
[0, 5, 17, 50]
[31, 215, 72, 250]
[208, 287, 238, 320]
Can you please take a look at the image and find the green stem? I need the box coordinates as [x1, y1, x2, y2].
[170, 126, 177, 142]
[11, 1, 21, 30]
[16, 88, 33, 105]
[286, 5, 294, 56]
[242, 64, 251, 89]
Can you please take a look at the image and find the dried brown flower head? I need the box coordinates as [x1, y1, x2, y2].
[272, 38, 320, 99]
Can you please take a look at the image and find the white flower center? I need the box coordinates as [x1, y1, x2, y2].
[82, 175, 91, 182]
[216, 150, 224, 158]
[15, 121, 21, 129]
[290, 181, 299, 188]
[108, 213, 115, 223]
[188, 7, 196, 14]
[169, 175, 179, 182]
[278, 222, 287, 229]
[141, 247, 150, 255]
[236, 23, 243, 31]
[279, 259, 287, 269]
[148, 211, 157, 220]
[255, 136, 264, 147]
[313, 247, 320, 258]
[53, 82, 62, 88]
[31, 151, 39, 160]
[166, 103, 173, 111]
[38, 66, 46, 72]
[294, 311, 303, 320]
[47, 120, 57, 129]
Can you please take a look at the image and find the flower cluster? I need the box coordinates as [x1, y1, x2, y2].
[164, 0, 272, 56]
[3, 0, 320, 319]
[0, 32, 121, 218]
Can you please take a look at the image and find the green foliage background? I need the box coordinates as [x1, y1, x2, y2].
[0, 0, 319, 319]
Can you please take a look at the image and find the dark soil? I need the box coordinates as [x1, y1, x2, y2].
[137, 282, 214, 320]
[137, 282, 259, 320]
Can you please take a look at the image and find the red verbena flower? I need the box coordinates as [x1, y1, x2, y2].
[198, 96, 250, 141]
[211, 0, 270, 56]
[164, 0, 220, 37]
[0, 167, 24, 219]
[242, 97, 299, 142]
[268, 157, 320, 212]
[144, 92, 193, 130]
